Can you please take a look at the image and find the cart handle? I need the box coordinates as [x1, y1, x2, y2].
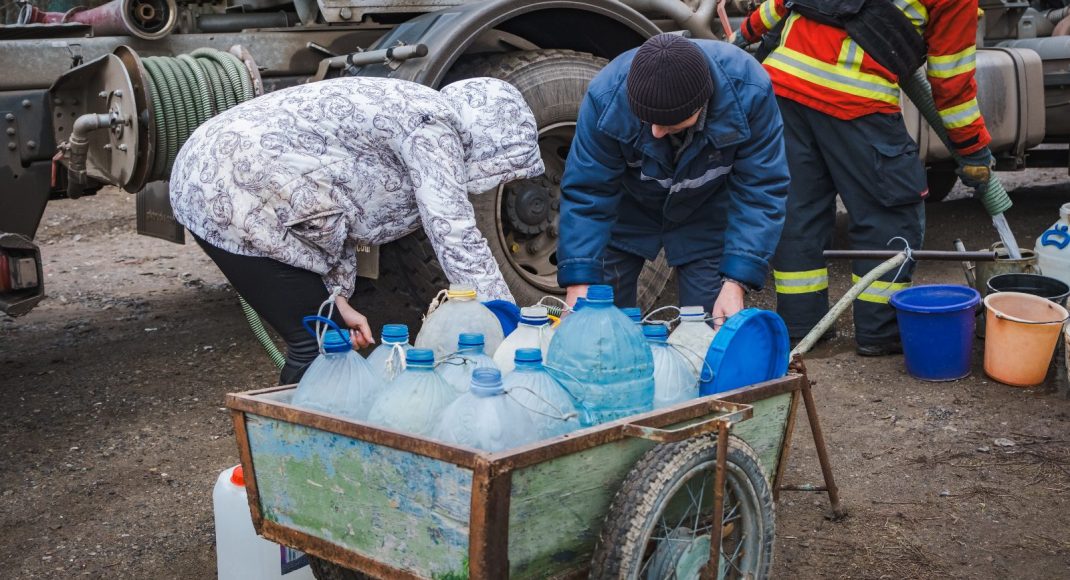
[622, 401, 752, 443]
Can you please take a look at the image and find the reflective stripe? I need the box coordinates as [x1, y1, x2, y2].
[781, 12, 800, 42]
[775, 268, 829, 295]
[639, 172, 672, 188]
[893, 0, 927, 31]
[765, 49, 900, 104]
[852, 274, 910, 304]
[838, 39, 863, 71]
[927, 46, 976, 78]
[938, 98, 982, 129]
[759, 0, 782, 30]
[670, 165, 733, 194]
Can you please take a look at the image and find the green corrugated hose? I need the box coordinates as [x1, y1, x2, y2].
[140, 48, 282, 368]
[900, 69, 1013, 217]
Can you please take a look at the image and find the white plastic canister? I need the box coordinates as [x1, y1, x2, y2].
[1036, 202, 1070, 287]
[214, 465, 314, 580]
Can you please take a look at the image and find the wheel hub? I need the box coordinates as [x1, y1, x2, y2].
[504, 177, 553, 236]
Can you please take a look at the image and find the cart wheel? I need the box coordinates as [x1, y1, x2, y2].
[591, 435, 775, 579]
[308, 556, 372, 580]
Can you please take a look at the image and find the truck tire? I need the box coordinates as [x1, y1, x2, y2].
[590, 435, 776, 579]
[387, 49, 671, 315]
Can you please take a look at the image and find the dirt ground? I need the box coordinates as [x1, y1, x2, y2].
[2, 171, 1069, 579]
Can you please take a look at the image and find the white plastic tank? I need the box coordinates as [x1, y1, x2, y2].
[214, 465, 314, 580]
[1035, 202, 1070, 287]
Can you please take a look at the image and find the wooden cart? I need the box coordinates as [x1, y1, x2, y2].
[227, 369, 840, 579]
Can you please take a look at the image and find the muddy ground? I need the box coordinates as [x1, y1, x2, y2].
[2, 171, 1069, 579]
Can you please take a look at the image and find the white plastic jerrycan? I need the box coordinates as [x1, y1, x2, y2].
[214, 465, 314, 580]
[1036, 202, 1070, 287]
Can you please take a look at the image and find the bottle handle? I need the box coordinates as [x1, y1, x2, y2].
[1040, 226, 1070, 250]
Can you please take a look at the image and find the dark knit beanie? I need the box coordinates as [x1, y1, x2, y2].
[626, 34, 714, 126]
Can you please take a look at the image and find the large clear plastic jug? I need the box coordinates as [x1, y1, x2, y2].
[415, 285, 505, 359]
[545, 285, 655, 426]
[290, 316, 378, 420]
[503, 348, 580, 439]
[367, 349, 458, 436]
[366, 324, 412, 383]
[644, 324, 700, 409]
[493, 306, 556, 375]
[668, 306, 717, 378]
[434, 368, 540, 452]
[1036, 202, 1070, 287]
[438, 333, 499, 393]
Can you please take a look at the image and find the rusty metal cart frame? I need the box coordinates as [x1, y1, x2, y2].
[227, 369, 840, 579]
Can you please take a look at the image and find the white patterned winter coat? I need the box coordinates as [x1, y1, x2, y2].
[169, 77, 544, 301]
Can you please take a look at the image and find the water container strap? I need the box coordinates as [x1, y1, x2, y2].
[641, 305, 681, 325]
[886, 236, 914, 287]
[435, 352, 472, 368]
[666, 342, 715, 383]
[307, 288, 342, 355]
[1040, 226, 1070, 250]
[504, 386, 579, 422]
[537, 295, 572, 316]
[424, 289, 450, 321]
[384, 343, 407, 379]
[539, 363, 585, 403]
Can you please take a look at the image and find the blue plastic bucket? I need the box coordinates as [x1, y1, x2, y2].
[890, 285, 981, 381]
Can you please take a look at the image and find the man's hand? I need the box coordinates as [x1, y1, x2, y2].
[957, 147, 993, 191]
[335, 295, 375, 349]
[712, 280, 746, 329]
[564, 284, 589, 313]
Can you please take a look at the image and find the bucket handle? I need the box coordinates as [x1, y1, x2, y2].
[1040, 226, 1070, 250]
[992, 311, 1070, 325]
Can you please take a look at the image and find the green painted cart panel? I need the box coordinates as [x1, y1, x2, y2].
[245, 414, 472, 578]
[730, 391, 793, 484]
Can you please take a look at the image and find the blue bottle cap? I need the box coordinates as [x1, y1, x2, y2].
[587, 285, 614, 302]
[514, 348, 543, 364]
[470, 367, 504, 396]
[381, 324, 409, 343]
[621, 307, 642, 322]
[642, 324, 669, 341]
[321, 329, 352, 353]
[406, 348, 436, 365]
[458, 333, 485, 349]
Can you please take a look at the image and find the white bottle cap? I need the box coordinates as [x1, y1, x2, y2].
[1060, 202, 1070, 221]
[520, 306, 549, 318]
[680, 306, 706, 318]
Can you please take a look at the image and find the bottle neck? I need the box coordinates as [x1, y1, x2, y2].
[407, 362, 435, 371]
[458, 345, 485, 354]
[382, 337, 408, 345]
[514, 361, 544, 371]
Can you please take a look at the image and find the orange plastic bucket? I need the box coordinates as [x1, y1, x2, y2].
[983, 292, 1069, 387]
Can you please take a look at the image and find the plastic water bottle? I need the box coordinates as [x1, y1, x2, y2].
[644, 324, 700, 408]
[434, 368, 540, 451]
[668, 306, 716, 379]
[290, 316, 378, 420]
[214, 465, 314, 580]
[1036, 202, 1070, 286]
[438, 333, 499, 393]
[366, 324, 412, 383]
[621, 307, 643, 323]
[493, 306, 556, 375]
[367, 349, 458, 436]
[503, 348, 580, 439]
[573, 297, 588, 312]
[545, 284, 655, 426]
[415, 285, 505, 359]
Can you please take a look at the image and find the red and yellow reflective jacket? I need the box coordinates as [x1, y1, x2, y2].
[741, 0, 991, 155]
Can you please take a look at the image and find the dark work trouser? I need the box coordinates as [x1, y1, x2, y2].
[602, 246, 722, 313]
[194, 235, 346, 385]
[773, 98, 926, 345]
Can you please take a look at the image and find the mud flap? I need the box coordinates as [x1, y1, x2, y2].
[136, 181, 185, 244]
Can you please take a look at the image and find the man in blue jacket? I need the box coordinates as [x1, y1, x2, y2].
[558, 33, 789, 323]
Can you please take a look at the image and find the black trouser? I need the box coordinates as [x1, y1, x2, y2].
[195, 235, 344, 385]
[773, 98, 926, 345]
[602, 246, 722, 312]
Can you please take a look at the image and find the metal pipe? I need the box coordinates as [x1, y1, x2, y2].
[620, 0, 719, 39]
[701, 420, 730, 579]
[823, 249, 998, 261]
[799, 378, 846, 520]
[326, 43, 429, 70]
[197, 12, 300, 33]
[66, 113, 114, 199]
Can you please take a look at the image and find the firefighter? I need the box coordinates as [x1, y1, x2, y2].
[557, 33, 790, 322]
[732, 0, 993, 355]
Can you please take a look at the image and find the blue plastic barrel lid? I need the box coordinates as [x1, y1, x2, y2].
[482, 300, 522, 336]
[701, 309, 789, 395]
[322, 329, 352, 353]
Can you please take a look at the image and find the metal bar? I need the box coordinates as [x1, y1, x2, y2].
[230, 409, 265, 532]
[621, 401, 752, 443]
[258, 519, 423, 580]
[771, 390, 801, 502]
[779, 484, 828, 492]
[799, 377, 847, 519]
[468, 461, 511, 579]
[823, 249, 997, 261]
[717, 373, 807, 405]
[226, 392, 483, 469]
[702, 421, 730, 579]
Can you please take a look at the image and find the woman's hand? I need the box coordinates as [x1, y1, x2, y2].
[711, 281, 746, 329]
[335, 295, 375, 349]
[564, 285, 589, 317]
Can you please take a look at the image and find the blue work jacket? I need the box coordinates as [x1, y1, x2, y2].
[557, 40, 789, 290]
